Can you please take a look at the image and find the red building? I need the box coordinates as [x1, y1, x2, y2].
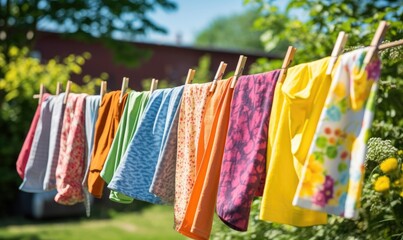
[34, 31, 279, 90]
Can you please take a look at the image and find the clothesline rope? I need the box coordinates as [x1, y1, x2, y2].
[31, 38, 402, 100]
[379, 39, 403, 50]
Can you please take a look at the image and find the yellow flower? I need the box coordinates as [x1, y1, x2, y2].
[8, 46, 19, 57]
[374, 176, 390, 192]
[380, 157, 398, 173]
[299, 155, 325, 197]
[309, 160, 324, 181]
[400, 191, 403, 198]
[394, 176, 403, 187]
[351, 67, 369, 110]
[398, 150, 403, 156]
[300, 182, 314, 197]
[333, 82, 346, 100]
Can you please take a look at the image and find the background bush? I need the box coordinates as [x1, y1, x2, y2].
[0, 47, 106, 216]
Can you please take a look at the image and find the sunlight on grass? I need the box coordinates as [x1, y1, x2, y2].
[0, 205, 185, 240]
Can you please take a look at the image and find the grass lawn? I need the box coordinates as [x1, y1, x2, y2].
[0, 205, 186, 240]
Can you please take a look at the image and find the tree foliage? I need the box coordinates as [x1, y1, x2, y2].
[248, 0, 402, 63]
[0, 0, 177, 67]
[0, 46, 106, 216]
[194, 9, 266, 52]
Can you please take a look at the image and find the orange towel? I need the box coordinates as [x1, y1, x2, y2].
[178, 78, 233, 240]
[87, 91, 127, 198]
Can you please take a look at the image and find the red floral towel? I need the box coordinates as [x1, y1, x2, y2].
[55, 93, 87, 205]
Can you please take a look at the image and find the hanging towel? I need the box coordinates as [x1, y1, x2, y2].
[216, 70, 280, 231]
[82, 95, 100, 216]
[84, 95, 101, 179]
[173, 82, 213, 229]
[55, 93, 87, 205]
[149, 105, 180, 205]
[177, 79, 233, 240]
[101, 91, 150, 204]
[87, 91, 127, 198]
[293, 48, 381, 218]
[19, 95, 55, 192]
[150, 83, 212, 207]
[16, 93, 50, 179]
[43, 93, 66, 191]
[108, 86, 184, 204]
[259, 58, 330, 226]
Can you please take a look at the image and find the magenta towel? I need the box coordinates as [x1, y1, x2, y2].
[216, 70, 280, 231]
[16, 93, 51, 179]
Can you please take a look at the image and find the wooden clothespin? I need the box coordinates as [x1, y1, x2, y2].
[63, 80, 72, 104]
[39, 84, 45, 103]
[278, 46, 297, 83]
[326, 32, 348, 75]
[209, 61, 228, 92]
[56, 82, 62, 95]
[154, 80, 159, 92]
[364, 21, 389, 65]
[185, 69, 196, 84]
[100, 81, 107, 101]
[230, 55, 247, 88]
[150, 78, 157, 94]
[33, 84, 46, 103]
[119, 77, 129, 104]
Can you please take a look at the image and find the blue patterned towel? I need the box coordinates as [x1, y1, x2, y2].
[108, 86, 184, 204]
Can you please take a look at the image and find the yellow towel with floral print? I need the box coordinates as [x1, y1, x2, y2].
[259, 57, 331, 226]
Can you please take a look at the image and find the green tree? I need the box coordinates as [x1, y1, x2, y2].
[194, 9, 267, 52]
[249, 0, 402, 63]
[0, 0, 177, 67]
[0, 46, 106, 216]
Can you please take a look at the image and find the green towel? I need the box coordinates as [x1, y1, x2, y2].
[100, 90, 150, 203]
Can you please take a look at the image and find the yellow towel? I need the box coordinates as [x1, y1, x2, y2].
[260, 57, 331, 226]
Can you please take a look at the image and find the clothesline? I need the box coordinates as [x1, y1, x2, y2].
[32, 38, 402, 101]
[16, 21, 401, 240]
[18, 47, 383, 237]
[379, 39, 403, 50]
[31, 39, 402, 101]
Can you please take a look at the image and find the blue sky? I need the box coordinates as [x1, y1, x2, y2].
[142, 0, 248, 45]
[143, 0, 292, 45]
